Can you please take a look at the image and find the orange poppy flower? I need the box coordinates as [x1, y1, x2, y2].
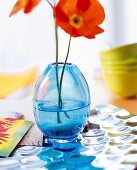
[54, 0, 105, 38]
[10, 0, 41, 16]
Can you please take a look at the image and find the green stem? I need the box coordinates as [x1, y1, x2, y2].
[55, 23, 59, 96]
[59, 36, 72, 103]
[58, 36, 72, 120]
[46, 0, 54, 9]
[54, 22, 62, 123]
[54, 23, 62, 108]
[45, 0, 70, 123]
[46, 0, 62, 123]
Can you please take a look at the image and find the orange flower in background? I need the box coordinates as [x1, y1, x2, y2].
[54, 0, 105, 38]
[10, 0, 41, 16]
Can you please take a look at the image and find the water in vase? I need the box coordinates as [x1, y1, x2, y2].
[34, 100, 89, 142]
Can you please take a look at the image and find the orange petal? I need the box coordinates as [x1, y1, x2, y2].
[24, 0, 41, 13]
[73, 19, 104, 38]
[56, 0, 78, 16]
[10, 0, 26, 16]
[77, 0, 90, 13]
[10, 0, 41, 16]
[84, 0, 105, 25]
[54, 4, 68, 23]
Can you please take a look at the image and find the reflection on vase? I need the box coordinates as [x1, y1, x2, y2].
[33, 63, 90, 148]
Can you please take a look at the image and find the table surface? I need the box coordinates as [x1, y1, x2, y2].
[0, 77, 137, 146]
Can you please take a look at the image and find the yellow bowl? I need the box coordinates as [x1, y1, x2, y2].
[101, 59, 137, 72]
[101, 59, 137, 66]
[100, 43, 137, 62]
[102, 70, 137, 98]
[101, 64, 137, 72]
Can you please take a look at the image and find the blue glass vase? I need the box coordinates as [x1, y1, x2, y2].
[33, 63, 90, 149]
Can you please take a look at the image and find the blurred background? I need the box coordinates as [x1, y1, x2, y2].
[0, 0, 137, 98]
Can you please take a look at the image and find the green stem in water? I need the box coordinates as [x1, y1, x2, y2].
[55, 23, 60, 102]
[58, 36, 72, 119]
[54, 23, 62, 124]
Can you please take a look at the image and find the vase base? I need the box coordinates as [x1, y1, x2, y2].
[42, 136, 82, 152]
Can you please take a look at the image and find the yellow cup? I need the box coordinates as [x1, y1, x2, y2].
[102, 69, 137, 98]
[100, 43, 137, 97]
[100, 43, 137, 62]
[101, 60, 137, 66]
[102, 64, 137, 72]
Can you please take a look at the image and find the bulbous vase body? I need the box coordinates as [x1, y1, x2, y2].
[33, 63, 90, 146]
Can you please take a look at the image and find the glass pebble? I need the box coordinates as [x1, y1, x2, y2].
[83, 136, 108, 145]
[14, 146, 41, 157]
[115, 109, 132, 119]
[109, 139, 123, 146]
[21, 163, 45, 170]
[117, 126, 130, 132]
[121, 154, 137, 164]
[0, 159, 20, 170]
[92, 155, 121, 168]
[97, 136, 109, 143]
[98, 114, 113, 121]
[82, 129, 105, 137]
[110, 119, 124, 126]
[0, 159, 19, 166]
[117, 144, 132, 150]
[21, 155, 44, 164]
[93, 145, 106, 152]
[120, 134, 134, 141]
[106, 164, 135, 170]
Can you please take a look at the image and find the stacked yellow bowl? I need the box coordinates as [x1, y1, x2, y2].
[100, 43, 137, 98]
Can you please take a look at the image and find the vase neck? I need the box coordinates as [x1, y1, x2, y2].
[52, 62, 72, 65]
[50, 62, 75, 68]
